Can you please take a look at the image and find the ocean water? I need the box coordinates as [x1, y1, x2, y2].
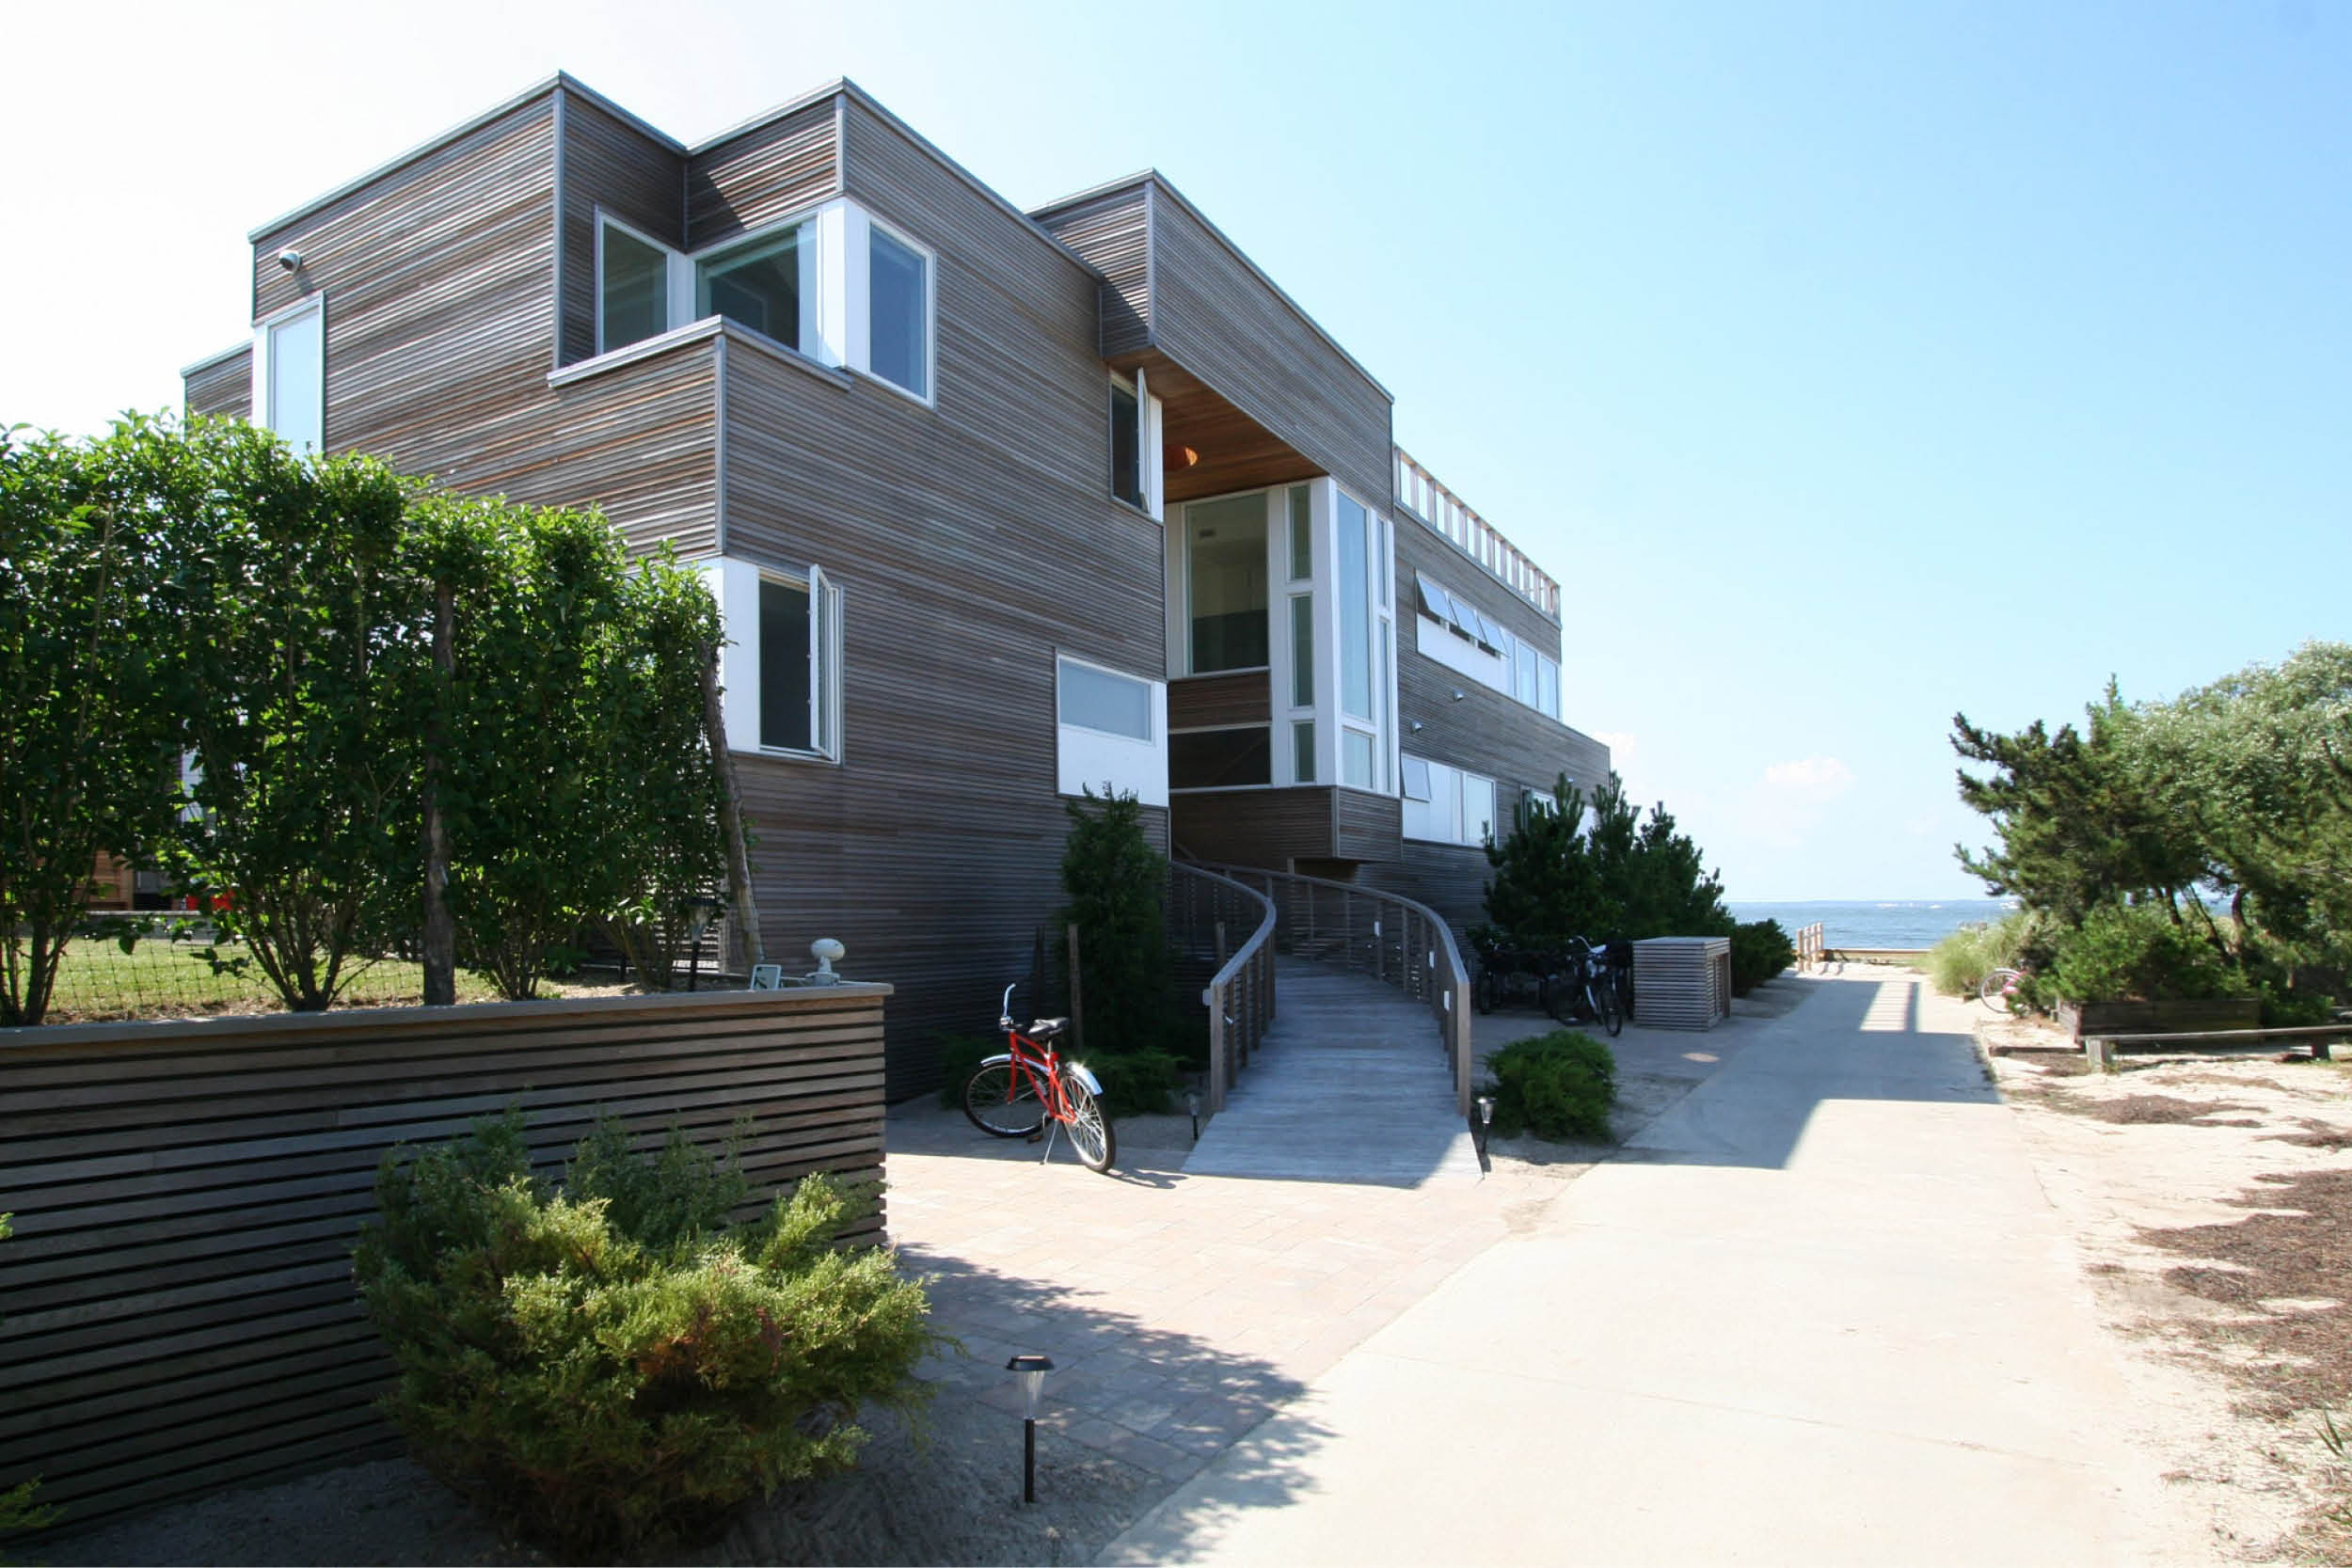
[1726, 899, 2014, 951]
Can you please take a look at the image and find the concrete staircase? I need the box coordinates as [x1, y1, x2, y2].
[1182, 958, 1479, 1187]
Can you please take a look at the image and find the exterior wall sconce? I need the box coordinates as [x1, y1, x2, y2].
[1186, 1087, 1201, 1141]
[1006, 1354, 1055, 1502]
[1178, 445, 1199, 467]
[1474, 1094, 1496, 1175]
[1408, 720, 1423, 733]
[275, 246, 303, 272]
[807, 937, 846, 984]
[1450, 689, 1466, 702]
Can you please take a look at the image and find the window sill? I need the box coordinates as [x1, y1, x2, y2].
[551, 317, 856, 393]
[738, 744, 840, 766]
[1175, 666, 1272, 681]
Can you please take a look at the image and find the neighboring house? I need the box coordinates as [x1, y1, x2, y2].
[181, 74, 1610, 1098]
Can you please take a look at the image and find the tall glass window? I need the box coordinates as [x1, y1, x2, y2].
[1287, 484, 1312, 579]
[1293, 721, 1316, 784]
[264, 304, 324, 454]
[1109, 380, 1142, 507]
[1186, 495, 1268, 673]
[1338, 491, 1372, 721]
[758, 578, 813, 752]
[699, 229, 803, 347]
[599, 221, 669, 352]
[869, 225, 930, 398]
[1289, 595, 1314, 706]
[1343, 729, 1375, 789]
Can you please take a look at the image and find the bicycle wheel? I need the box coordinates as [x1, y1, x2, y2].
[1587, 977, 1624, 1037]
[1978, 968, 2021, 1010]
[963, 1058, 1045, 1138]
[1057, 1067, 1117, 1173]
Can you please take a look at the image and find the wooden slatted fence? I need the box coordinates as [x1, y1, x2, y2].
[0, 982, 891, 1535]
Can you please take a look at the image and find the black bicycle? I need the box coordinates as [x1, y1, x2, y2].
[1549, 937, 1624, 1037]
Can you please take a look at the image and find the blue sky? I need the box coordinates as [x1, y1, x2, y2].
[6, 1, 2346, 898]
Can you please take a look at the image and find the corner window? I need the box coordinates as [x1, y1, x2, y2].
[598, 219, 673, 353]
[867, 222, 930, 399]
[1109, 378, 1142, 509]
[257, 299, 324, 454]
[1338, 493, 1373, 721]
[1289, 595, 1314, 706]
[1185, 495, 1269, 673]
[700, 226, 808, 350]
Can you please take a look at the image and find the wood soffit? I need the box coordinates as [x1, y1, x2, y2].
[1132, 349, 1325, 505]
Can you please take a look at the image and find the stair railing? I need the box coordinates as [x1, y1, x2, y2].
[1167, 861, 1278, 1111]
[1184, 861, 1474, 1117]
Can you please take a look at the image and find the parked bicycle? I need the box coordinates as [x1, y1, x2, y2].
[1549, 937, 1625, 1037]
[1979, 965, 2031, 1016]
[961, 982, 1116, 1173]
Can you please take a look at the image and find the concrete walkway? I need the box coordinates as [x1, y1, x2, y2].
[1107, 972, 2202, 1566]
[1183, 959, 1478, 1187]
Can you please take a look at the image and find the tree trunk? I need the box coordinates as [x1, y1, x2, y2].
[421, 578, 456, 1006]
[700, 641, 765, 974]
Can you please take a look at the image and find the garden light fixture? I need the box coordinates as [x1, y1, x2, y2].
[1005, 1354, 1055, 1502]
[1186, 1087, 1201, 1141]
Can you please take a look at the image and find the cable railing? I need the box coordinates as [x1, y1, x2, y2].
[1167, 861, 1278, 1112]
[1186, 861, 1474, 1117]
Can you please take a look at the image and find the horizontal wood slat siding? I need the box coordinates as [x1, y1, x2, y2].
[183, 348, 250, 420]
[687, 99, 838, 250]
[0, 986, 890, 1534]
[1397, 505, 1561, 655]
[253, 99, 557, 480]
[1171, 787, 1338, 867]
[560, 89, 687, 367]
[1169, 672, 1271, 730]
[1360, 842, 1491, 942]
[839, 100, 1108, 501]
[1143, 187, 1393, 514]
[720, 342, 1165, 1099]
[1332, 787, 1402, 862]
[1033, 186, 1150, 357]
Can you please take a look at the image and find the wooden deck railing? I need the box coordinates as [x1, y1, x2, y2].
[1392, 447, 1562, 620]
[1168, 861, 1278, 1112]
[1187, 862, 1474, 1117]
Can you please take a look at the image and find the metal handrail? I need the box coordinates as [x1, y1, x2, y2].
[1186, 861, 1475, 1117]
[1167, 862, 1278, 1112]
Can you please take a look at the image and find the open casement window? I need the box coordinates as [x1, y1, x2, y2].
[1107, 371, 1165, 517]
[756, 566, 843, 760]
[699, 222, 818, 353]
[253, 298, 324, 454]
[597, 215, 681, 354]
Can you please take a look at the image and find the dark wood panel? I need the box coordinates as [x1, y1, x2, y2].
[1169, 671, 1271, 730]
[1170, 787, 1342, 867]
[0, 987, 890, 1533]
[687, 98, 838, 250]
[559, 87, 687, 367]
[183, 347, 249, 420]
[1333, 787, 1402, 863]
[1359, 841, 1492, 943]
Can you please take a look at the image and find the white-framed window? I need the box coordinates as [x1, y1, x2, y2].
[700, 558, 843, 763]
[1401, 752, 1497, 847]
[597, 214, 681, 355]
[1057, 654, 1168, 804]
[1413, 566, 1565, 723]
[861, 212, 933, 402]
[699, 223, 818, 353]
[252, 296, 325, 454]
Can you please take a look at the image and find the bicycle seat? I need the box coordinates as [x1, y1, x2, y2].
[1025, 1017, 1068, 1039]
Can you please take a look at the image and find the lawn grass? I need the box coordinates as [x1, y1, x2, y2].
[45, 936, 512, 1022]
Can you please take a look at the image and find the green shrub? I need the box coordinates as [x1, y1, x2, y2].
[355, 1112, 935, 1558]
[1924, 912, 2036, 998]
[2041, 902, 2250, 1005]
[1076, 1047, 1182, 1118]
[1728, 919, 1796, 996]
[1482, 1031, 1617, 1141]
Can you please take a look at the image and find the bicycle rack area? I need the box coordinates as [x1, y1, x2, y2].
[1172, 859, 1475, 1118]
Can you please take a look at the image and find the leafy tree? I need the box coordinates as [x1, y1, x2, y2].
[1481, 771, 1731, 947]
[0, 420, 189, 1025]
[1059, 788, 1169, 1056]
[134, 421, 421, 1012]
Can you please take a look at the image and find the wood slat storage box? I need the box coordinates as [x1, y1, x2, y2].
[1632, 937, 1732, 1031]
[0, 983, 890, 1535]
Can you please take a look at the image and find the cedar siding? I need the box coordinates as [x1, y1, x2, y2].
[182, 71, 1607, 1097]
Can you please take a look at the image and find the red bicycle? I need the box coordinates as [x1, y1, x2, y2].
[961, 982, 1116, 1173]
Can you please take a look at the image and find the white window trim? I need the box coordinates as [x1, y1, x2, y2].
[1056, 651, 1168, 806]
[593, 210, 688, 357]
[1401, 752, 1498, 847]
[699, 557, 844, 766]
[250, 293, 326, 453]
[851, 207, 936, 407]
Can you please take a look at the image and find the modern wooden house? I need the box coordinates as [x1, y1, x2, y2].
[182, 74, 1609, 1098]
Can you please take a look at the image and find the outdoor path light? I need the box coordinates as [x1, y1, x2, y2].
[1006, 1354, 1055, 1503]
